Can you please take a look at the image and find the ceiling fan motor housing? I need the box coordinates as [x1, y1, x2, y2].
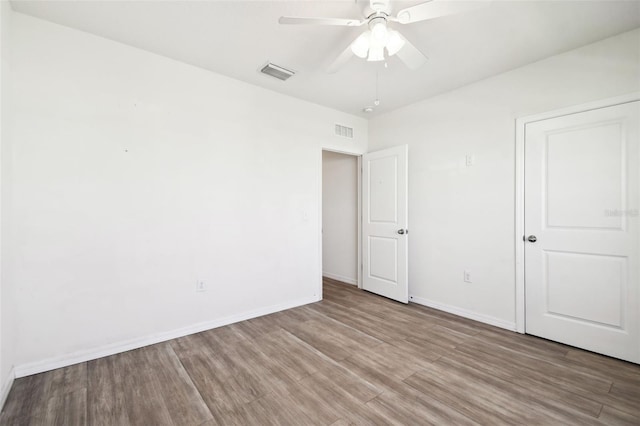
[370, 0, 390, 13]
[368, 16, 387, 29]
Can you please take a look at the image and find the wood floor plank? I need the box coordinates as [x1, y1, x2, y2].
[39, 388, 87, 426]
[338, 352, 481, 425]
[597, 405, 640, 426]
[178, 353, 249, 424]
[456, 335, 614, 394]
[455, 335, 640, 417]
[4, 388, 87, 426]
[408, 365, 597, 425]
[404, 324, 474, 350]
[3, 278, 640, 425]
[285, 364, 384, 425]
[142, 344, 212, 425]
[196, 324, 248, 355]
[402, 368, 515, 425]
[87, 355, 131, 426]
[442, 348, 604, 417]
[432, 353, 605, 423]
[565, 349, 640, 385]
[225, 338, 303, 398]
[609, 381, 640, 403]
[236, 391, 321, 426]
[229, 311, 302, 340]
[403, 301, 499, 333]
[365, 389, 477, 426]
[1, 363, 88, 425]
[305, 299, 412, 342]
[173, 330, 316, 423]
[485, 330, 569, 359]
[253, 329, 336, 381]
[105, 349, 175, 426]
[1, 376, 51, 422]
[283, 317, 384, 361]
[344, 342, 435, 382]
[87, 343, 211, 426]
[42, 362, 87, 397]
[386, 337, 451, 362]
[171, 331, 242, 383]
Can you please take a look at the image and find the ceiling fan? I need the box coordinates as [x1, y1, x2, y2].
[279, 0, 489, 73]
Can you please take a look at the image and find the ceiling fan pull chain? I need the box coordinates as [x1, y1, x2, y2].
[374, 70, 380, 107]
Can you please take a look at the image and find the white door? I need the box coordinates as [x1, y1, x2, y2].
[525, 101, 639, 363]
[362, 145, 408, 303]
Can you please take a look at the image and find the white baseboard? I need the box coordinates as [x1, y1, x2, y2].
[409, 295, 516, 331]
[322, 272, 357, 285]
[1, 367, 15, 412]
[14, 295, 319, 378]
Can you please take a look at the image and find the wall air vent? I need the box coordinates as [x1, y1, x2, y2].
[260, 62, 295, 81]
[335, 124, 354, 139]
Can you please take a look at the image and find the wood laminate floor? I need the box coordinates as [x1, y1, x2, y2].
[2, 278, 639, 425]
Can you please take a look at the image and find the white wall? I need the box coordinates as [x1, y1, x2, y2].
[7, 12, 367, 374]
[0, 0, 15, 406]
[322, 151, 358, 285]
[6, 8, 639, 380]
[369, 29, 640, 329]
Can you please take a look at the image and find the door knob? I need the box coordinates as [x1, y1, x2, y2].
[527, 235, 537, 243]
[397, 229, 406, 235]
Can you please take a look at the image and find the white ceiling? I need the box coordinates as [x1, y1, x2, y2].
[10, 0, 640, 117]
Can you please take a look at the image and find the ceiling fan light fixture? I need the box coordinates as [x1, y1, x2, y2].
[367, 45, 385, 62]
[280, 0, 486, 72]
[386, 30, 405, 56]
[351, 31, 371, 58]
[370, 20, 388, 44]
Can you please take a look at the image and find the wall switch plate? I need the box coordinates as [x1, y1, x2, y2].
[465, 155, 475, 167]
[196, 281, 207, 292]
[464, 270, 472, 283]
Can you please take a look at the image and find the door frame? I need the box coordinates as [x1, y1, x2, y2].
[318, 149, 363, 300]
[514, 92, 640, 334]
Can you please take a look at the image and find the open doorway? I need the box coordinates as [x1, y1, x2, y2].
[321, 150, 360, 288]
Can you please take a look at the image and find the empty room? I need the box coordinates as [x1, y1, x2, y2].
[0, 0, 639, 424]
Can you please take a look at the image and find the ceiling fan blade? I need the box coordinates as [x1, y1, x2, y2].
[395, 0, 490, 24]
[395, 35, 427, 70]
[278, 16, 364, 26]
[327, 43, 355, 74]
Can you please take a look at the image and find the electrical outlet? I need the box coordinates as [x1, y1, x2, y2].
[463, 270, 472, 283]
[196, 281, 207, 292]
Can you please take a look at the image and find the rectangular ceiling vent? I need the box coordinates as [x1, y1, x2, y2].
[335, 124, 354, 139]
[260, 62, 295, 81]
